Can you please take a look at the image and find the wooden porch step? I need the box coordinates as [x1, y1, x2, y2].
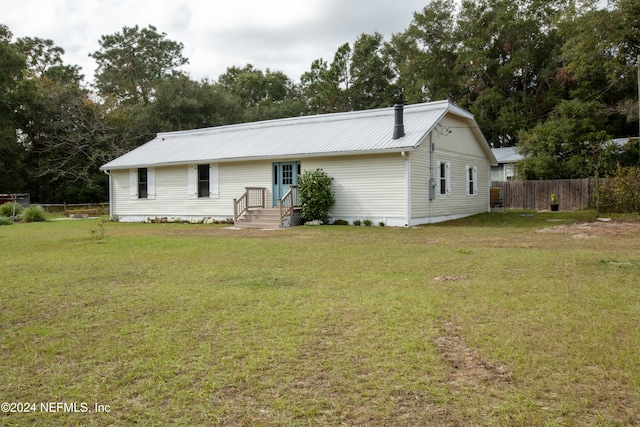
[235, 207, 282, 229]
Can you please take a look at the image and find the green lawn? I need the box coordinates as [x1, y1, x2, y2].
[1, 211, 639, 426]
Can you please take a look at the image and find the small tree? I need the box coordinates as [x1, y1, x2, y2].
[298, 169, 335, 223]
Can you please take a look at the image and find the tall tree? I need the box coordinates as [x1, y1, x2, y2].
[14, 61, 111, 202]
[453, 0, 565, 146]
[301, 43, 352, 113]
[395, 0, 460, 103]
[217, 64, 305, 122]
[558, 1, 639, 138]
[151, 75, 242, 131]
[0, 24, 27, 193]
[349, 32, 397, 110]
[300, 58, 335, 114]
[516, 99, 612, 179]
[384, 31, 427, 104]
[15, 37, 66, 79]
[90, 25, 188, 105]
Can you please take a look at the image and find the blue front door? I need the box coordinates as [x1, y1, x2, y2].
[272, 161, 300, 206]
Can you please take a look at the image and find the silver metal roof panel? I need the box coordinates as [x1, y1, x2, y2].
[101, 100, 491, 170]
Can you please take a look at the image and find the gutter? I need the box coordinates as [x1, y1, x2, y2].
[98, 146, 419, 172]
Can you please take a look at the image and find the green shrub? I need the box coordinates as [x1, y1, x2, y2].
[378, 221, 385, 227]
[353, 219, 362, 226]
[21, 205, 47, 222]
[363, 219, 373, 226]
[598, 166, 640, 213]
[333, 219, 349, 226]
[0, 216, 13, 225]
[298, 168, 335, 223]
[0, 202, 23, 217]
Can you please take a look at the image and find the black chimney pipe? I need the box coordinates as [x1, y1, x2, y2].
[392, 103, 405, 139]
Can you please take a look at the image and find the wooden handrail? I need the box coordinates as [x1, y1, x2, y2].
[233, 187, 266, 224]
[279, 185, 299, 228]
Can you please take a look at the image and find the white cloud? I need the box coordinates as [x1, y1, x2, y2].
[3, 0, 423, 83]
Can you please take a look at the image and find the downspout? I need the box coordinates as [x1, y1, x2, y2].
[401, 151, 411, 226]
[429, 133, 435, 201]
[103, 170, 112, 218]
[428, 133, 435, 224]
[395, 103, 410, 226]
[487, 165, 492, 212]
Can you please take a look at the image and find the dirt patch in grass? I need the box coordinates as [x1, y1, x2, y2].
[434, 322, 512, 387]
[427, 321, 515, 425]
[536, 220, 640, 237]
[432, 275, 469, 283]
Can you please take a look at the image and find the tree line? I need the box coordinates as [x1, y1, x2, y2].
[1, 0, 638, 203]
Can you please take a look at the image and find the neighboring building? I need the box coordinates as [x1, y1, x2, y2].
[611, 137, 633, 147]
[490, 138, 632, 183]
[100, 100, 497, 226]
[491, 147, 522, 181]
[0, 193, 30, 208]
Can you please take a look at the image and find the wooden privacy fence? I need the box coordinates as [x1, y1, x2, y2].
[491, 179, 608, 211]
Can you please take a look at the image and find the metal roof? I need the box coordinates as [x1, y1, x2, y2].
[101, 100, 495, 170]
[491, 147, 522, 163]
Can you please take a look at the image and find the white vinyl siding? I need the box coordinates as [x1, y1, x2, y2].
[111, 161, 271, 220]
[410, 114, 490, 223]
[303, 153, 406, 224]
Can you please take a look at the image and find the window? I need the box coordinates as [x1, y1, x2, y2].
[198, 164, 209, 198]
[138, 168, 148, 198]
[438, 161, 450, 195]
[282, 163, 293, 185]
[189, 164, 218, 199]
[467, 165, 478, 195]
[131, 167, 155, 199]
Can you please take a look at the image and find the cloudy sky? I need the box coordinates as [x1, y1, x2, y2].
[3, 0, 425, 84]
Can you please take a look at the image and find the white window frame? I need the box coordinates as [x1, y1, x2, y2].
[130, 168, 156, 200]
[188, 163, 219, 199]
[437, 161, 451, 196]
[188, 165, 198, 199]
[130, 169, 138, 200]
[466, 165, 478, 196]
[197, 164, 210, 198]
[210, 163, 219, 199]
[147, 168, 156, 199]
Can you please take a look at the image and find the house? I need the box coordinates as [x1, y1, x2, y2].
[100, 100, 497, 227]
[490, 147, 522, 181]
